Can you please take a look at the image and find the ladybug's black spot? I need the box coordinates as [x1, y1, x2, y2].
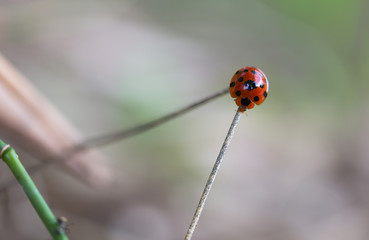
[244, 80, 256, 90]
[263, 91, 268, 98]
[238, 77, 244, 82]
[236, 70, 240, 74]
[230, 82, 235, 87]
[260, 84, 265, 89]
[235, 91, 241, 96]
[251, 70, 256, 74]
[243, 69, 248, 73]
[241, 98, 251, 106]
[253, 96, 259, 102]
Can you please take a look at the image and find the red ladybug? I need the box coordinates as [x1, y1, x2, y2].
[229, 66, 269, 112]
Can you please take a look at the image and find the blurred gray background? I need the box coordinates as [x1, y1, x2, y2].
[1, 0, 369, 239]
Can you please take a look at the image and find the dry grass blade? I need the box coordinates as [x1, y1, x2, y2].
[0, 53, 111, 187]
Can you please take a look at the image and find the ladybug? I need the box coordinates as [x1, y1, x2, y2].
[229, 66, 269, 112]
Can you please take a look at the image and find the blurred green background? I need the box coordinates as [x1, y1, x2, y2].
[1, 0, 369, 239]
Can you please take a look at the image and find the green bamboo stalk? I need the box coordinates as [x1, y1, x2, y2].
[0, 139, 68, 240]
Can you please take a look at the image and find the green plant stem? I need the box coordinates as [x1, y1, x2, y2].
[0, 140, 68, 240]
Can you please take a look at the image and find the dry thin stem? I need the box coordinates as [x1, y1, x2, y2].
[0, 88, 228, 192]
[33, 88, 229, 170]
[184, 109, 242, 240]
[83, 88, 229, 147]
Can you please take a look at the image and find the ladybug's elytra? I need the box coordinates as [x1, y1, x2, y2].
[229, 66, 269, 112]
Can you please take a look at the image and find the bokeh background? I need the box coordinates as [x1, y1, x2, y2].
[1, 0, 369, 239]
